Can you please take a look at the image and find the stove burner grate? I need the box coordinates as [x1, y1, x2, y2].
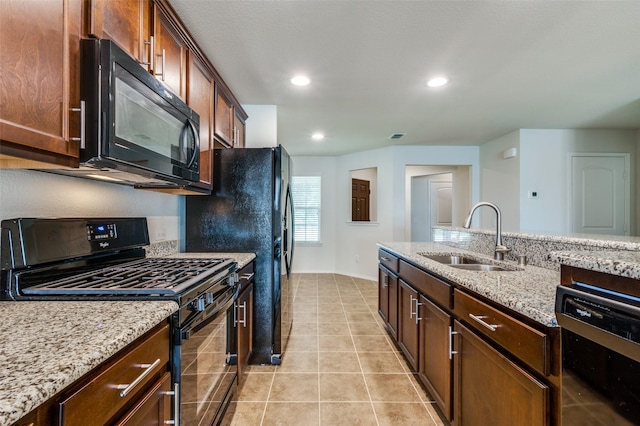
[21, 258, 233, 296]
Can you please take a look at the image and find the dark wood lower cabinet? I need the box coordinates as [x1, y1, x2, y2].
[115, 372, 172, 426]
[419, 295, 453, 421]
[453, 320, 549, 426]
[378, 265, 398, 340]
[398, 279, 419, 370]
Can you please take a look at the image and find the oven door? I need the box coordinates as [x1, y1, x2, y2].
[175, 287, 238, 426]
[556, 286, 640, 425]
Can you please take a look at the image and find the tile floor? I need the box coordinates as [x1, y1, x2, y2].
[223, 273, 446, 426]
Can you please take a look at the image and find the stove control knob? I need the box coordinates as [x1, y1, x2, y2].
[190, 297, 205, 312]
[206, 292, 214, 304]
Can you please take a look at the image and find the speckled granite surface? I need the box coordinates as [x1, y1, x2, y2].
[433, 227, 640, 271]
[379, 242, 560, 327]
[166, 252, 256, 269]
[0, 301, 178, 426]
[549, 250, 640, 280]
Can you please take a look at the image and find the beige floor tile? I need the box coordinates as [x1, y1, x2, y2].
[352, 335, 396, 352]
[237, 372, 274, 401]
[277, 351, 319, 373]
[287, 335, 319, 351]
[345, 311, 379, 322]
[290, 322, 318, 336]
[294, 310, 319, 322]
[319, 402, 378, 425]
[373, 402, 437, 426]
[318, 334, 355, 352]
[364, 373, 423, 403]
[317, 303, 345, 314]
[317, 321, 351, 336]
[269, 373, 319, 402]
[319, 373, 369, 402]
[262, 402, 320, 426]
[358, 351, 407, 373]
[319, 352, 362, 373]
[317, 312, 348, 323]
[349, 321, 385, 335]
[222, 401, 266, 425]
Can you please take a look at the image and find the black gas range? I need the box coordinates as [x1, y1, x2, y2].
[1, 217, 241, 425]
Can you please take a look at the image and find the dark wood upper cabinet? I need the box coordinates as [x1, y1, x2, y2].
[0, 0, 82, 168]
[152, 4, 186, 99]
[214, 87, 234, 147]
[186, 51, 214, 190]
[86, 0, 152, 70]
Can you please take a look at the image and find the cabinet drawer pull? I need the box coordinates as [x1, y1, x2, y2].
[116, 358, 161, 397]
[469, 314, 498, 332]
[380, 256, 391, 262]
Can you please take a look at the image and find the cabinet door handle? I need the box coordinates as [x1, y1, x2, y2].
[140, 37, 153, 66]
[409, 295, 415, 319]
[239, 301, 247, 327]
[116, 358, 161, 397]
[156, 48, 166, 81]
[163, 382, 179, 424]
[469, 314, 498, 332]
[70, 100, 85, 149]
[382, 275, 388, 288]
[448, 326, 459, 359]
[414, 298, 422, 324]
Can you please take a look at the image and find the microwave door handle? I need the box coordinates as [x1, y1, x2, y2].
[180, 119, 199, 168]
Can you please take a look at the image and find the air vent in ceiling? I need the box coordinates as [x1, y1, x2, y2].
[388, 133, 406, 140]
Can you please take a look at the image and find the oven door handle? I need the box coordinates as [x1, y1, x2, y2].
[180, 289, 237, 340]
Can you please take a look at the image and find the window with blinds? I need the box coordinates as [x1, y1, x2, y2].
[291, 175, 321, 243]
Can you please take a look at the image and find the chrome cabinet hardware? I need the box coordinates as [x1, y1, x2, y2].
[116, 358, 161, 397]
[239, 301, 247, 327]
[139, 37, 154, 67]
[382, 275, 388, 288]
[410, 295, 422, 324]
[469, 313, 498, 332]
[380, 256, 391, 262]
[70, 100, 85, 148]
[163, 382, 179, 424]
[448, 326, 459, 359]
[155, 48, 166, 81]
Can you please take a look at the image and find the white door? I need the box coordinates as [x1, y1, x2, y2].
[571, 155, 629, 235]
[411, 174, 452, 242]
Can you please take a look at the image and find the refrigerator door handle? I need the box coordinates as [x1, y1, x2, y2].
[284, 183, 294, 277]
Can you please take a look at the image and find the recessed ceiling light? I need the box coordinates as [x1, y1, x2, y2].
[291, 75, 310, 86]
[427, 77, 449, 88]
[311, 132, 324, 141]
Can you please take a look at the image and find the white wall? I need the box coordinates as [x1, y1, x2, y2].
[478, 131, 521, 232]
[292, 145, 480, 280]
[289, 156, 337, 274]
[518, 129, 638, 234]
[243, 105, 277, 148]
[637, 129, 640, 234]
[0, 169, 181, 246]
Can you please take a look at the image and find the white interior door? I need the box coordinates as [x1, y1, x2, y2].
[571, 154, 629, 235]
[411, 174, 452, 241]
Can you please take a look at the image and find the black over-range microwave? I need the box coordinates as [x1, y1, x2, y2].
[46, 38, 200, 187]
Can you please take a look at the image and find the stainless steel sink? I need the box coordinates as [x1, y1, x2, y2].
[421, 254, 483, 264]
[449, 264, 513, 272]
[419, 253, 518, 272]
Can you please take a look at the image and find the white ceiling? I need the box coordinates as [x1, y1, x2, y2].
[168, 0, 640, 156]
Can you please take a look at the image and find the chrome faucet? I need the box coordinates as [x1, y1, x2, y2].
[463, 202, 511, 260]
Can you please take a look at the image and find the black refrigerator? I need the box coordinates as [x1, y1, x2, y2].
[185, 145, 294, 365]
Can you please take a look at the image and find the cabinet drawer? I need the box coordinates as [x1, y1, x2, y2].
[399, 260, 451, 309]
[454, 289, 549, 376]
[378, 249, 399, 274]
[59, 324, 170, 425]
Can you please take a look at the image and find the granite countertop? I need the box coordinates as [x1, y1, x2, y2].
[166, 252, 256, 269]
[379, 242, 561, 327]
[549, 250, 640, 280]
[0, 301, 178, 426]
